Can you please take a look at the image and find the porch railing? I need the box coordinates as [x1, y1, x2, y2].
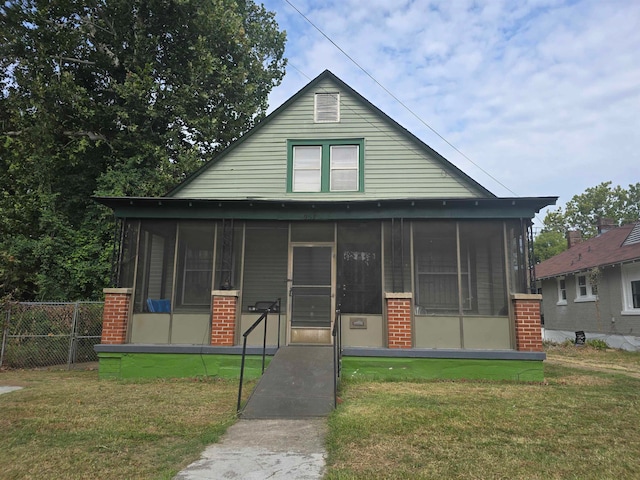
[332, 307, 342, 408]
[236, 298, 281, 413]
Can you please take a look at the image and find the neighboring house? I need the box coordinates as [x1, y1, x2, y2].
[536, 221, 640, 350]
[95, 70, 556, 379]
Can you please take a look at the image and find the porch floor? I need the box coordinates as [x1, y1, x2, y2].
[241, 346, 334, 419]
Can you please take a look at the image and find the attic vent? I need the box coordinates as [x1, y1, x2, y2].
[315, 92, 340, 122]
[623, 223, 640, 246]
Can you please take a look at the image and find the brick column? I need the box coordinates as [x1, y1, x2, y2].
[101, 288, 132, 344]
[512, 293, 543, 352]
[385, 292, 413, 349]
[211, 290, 239, 346]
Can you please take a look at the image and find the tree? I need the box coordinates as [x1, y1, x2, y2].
[0, 0, 286, 300]
[534, 181, 640, 262]
[533, 230, 566, 264]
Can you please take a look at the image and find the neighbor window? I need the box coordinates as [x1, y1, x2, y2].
[621, 263, 640, 313]
[575, 274, 597, 301]
[288, 139, 363, 193]
[557, 278, 567, 305]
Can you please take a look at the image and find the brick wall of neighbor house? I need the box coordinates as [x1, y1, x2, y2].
[101, 288, 132, 344]
[385, 293, 413, 348]
[211, 290, 239, 346]
[512, 294, 543, 352]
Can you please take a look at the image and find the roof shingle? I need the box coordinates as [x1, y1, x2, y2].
[535, 222, 640, 279]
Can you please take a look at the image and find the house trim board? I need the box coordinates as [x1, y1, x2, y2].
[94, 196, 555, 220]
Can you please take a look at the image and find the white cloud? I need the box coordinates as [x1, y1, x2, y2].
[262, 0, 640, 223]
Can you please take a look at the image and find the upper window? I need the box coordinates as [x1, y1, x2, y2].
[288, 139, 364, 193]
[315, 92, 340, 122]
[556, 278, 567, 305]
[575, 274, 597, 302]
[621, 263, 640, 314]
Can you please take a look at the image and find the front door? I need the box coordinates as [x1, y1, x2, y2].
[289, 245, 334, 344]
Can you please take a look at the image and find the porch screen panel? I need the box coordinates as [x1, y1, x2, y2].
[290, 222, 334, 242]
[242, 222, 288, 311]
[118, 220, 139, 288]
[337, 222, 381, 314]
[215, 221, 242, 290]
[413, 221, 462, 314]
[175, 222, 215, 311]
[459, 222, 508, 316]
[382, 220, 411, 293]
[133, 221, 176, 313]
[507, 221, 528, 294]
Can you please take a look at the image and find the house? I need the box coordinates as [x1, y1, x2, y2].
[95, 70, 555, 380]
[536, 220, 640, 350]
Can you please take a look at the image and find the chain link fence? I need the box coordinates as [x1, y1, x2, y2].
[1, 302, 103, 369]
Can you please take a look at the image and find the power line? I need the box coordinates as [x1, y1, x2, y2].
[283, 0, 519, 198]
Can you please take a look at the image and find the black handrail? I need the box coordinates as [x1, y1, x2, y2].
[237, 298, 280, 413]
[332, 307, 342, 408]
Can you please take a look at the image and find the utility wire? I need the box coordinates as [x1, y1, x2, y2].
[283, 0, 519, 198]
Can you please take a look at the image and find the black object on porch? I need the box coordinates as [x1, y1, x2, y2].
[241, 346, 334, 419]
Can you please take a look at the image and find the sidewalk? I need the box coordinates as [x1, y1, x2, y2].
[173, 418, 327, 479]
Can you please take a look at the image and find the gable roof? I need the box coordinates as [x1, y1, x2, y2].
[535, 222, 640, 279]
[167, 69, 495, 198]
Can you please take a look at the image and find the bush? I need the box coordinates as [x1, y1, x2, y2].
[586, 339, 609, 350]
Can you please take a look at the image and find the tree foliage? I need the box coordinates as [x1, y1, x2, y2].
[0, 0, 286, 300]
[534, 181, 640, 263]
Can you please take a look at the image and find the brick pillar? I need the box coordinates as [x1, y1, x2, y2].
[211, 290, 239, 346]
[101, 288, 132, 344]
[385, 292, 413, 349]
[512, 293, 543, 352]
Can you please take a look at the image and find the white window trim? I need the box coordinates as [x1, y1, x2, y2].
[621, 263, 640, 315]
[556, 277, 567, 305]
[574, 273, 597, 302]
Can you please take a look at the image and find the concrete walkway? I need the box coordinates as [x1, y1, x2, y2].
[173, 418, 327, 479]
[0, 386, 23, 395]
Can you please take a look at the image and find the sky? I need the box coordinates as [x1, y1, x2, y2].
[260, 0, 640, 227]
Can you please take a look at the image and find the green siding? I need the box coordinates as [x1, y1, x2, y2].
[97, 352, 269, 380]
[172, 77, 487, 201]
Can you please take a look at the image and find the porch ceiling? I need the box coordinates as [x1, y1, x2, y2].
[94, 196, 557, 221]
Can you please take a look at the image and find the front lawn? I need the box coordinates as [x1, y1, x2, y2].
[326, 346, 640, 479]
[0, 368, 243, 479]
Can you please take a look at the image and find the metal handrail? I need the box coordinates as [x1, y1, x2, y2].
[236, 298, 280, 413]
[332, 307, 342, 408]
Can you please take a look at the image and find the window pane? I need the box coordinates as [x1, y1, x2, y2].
[632, 280, 640, 308]
[331, 169, 357, 191]
[331, 145, 358, 167]
[293, 169, 321, 192]
[293, 146, 321, 168]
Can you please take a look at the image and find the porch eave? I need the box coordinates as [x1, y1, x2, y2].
[93, 196, 557, 221]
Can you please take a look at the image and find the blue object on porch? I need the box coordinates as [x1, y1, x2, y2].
[146, 298, 171, 313]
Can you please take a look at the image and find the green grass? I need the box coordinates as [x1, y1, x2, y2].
[0, 367, 249, 479]
[3, 347, 640, 479]
[327, 347, 640, 479]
